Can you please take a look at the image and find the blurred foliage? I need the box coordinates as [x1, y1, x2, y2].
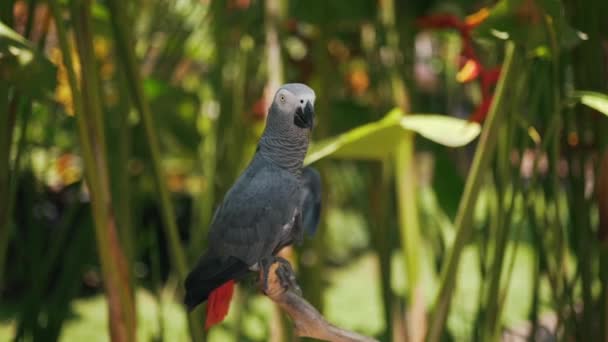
[1, 0, 608, 341]
[0, 22, 56, 100]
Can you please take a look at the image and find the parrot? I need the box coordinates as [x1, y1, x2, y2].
[184, 83, 322, 329]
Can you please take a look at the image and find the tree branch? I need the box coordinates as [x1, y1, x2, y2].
[261, 262, 378, 342]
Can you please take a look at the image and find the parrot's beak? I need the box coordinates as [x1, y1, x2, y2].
[294, 101, 315, 129]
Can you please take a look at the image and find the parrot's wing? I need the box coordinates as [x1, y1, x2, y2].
[300, 167, 322, 236]
[207, 156, 302, 266]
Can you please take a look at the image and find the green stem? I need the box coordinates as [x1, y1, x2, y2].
[369, 162, 393, 342]
[0, 99, 31, 285]
[0, 83, 10, 287]
[104, 0, 200, 339]
[47, 0, 99, 205]
[394, 130, 423, 318]
[109, 70, 135, 270]
[0, 0, 43, 284]
[379, 0, 421, 339]
[105, 0, 187, 280]
[428, 42, 519, 342]
[482, 184, 516, 341]
[70, 0, 111, 201]
[49, 2, 135, 340]
[0, 0, 46, 280]
[189, 102, 217, 259]
[498, 211, 524, 314]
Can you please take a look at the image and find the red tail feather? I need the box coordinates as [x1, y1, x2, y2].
[205, 280, 235, 329]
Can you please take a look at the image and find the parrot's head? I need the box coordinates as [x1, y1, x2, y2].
[267, 83, 316, 136]
[259, 83, 315, 171]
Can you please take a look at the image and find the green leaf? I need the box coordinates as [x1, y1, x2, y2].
[305, 109, 403, 165]
[0, 22, 57, 100]
[400, 115, 481, 148]
[572, 91, 608, 116]
[305, 109, 481, 165]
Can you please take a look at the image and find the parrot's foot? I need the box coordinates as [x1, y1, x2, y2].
[260, 256, 301, 296]
[275, 257, 302, 296]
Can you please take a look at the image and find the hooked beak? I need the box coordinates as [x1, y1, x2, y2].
[294, 101, 315, 129]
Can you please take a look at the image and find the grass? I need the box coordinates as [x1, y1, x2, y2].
[0, 287, 189, 341]
[0, 185, 561, 341]
[0, 239, 558, 341]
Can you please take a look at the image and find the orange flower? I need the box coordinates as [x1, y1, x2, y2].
[456, 58, 482, 83]
[465, 7, 490, 29]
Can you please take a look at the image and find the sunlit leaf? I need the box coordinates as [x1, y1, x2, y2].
[572, 91, 608, 116]
[305, 109, 481, 165]
[400, 115, 481, 147]
[305, 109, 403, 164]
[0, 22, 56, 100]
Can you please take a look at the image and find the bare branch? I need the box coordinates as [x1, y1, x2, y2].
[261, 262, 378, 342]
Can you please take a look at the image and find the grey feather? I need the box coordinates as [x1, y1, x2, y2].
[300, 167, 322, 236]
[207, 154, 302, 265]
[185, 83, 319, 310]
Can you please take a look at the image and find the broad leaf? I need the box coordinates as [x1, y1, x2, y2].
[305, 109, 403, 165]
[400, 115, 481, 148]
[305, 109, 481, 165]
[0, 22, 56, 100]
[572, 91, 608, 116]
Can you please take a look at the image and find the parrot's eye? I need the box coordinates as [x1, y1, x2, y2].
[279, 95, 286, 103]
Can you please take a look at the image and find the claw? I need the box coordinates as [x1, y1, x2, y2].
[259, 257, 274, 294]
[259, 256, 300, 295]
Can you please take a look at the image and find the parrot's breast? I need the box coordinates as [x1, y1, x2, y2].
[206, 154, 303, 265]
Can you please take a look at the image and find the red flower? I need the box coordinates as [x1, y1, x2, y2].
[417, 8, 501, 122]
[469, 96, 493, 123]
[481, 67, 501, 90]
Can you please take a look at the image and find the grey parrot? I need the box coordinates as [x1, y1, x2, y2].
[184, 83, 322, 328]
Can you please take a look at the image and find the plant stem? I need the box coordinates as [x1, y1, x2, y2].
[369, 162, 394, 342]
[109, 69, 135, 270]
[1, 99, 31, 284]
[0, 85, 9, 289]
[379, 0, 424, 339]
[104, 0, 201, 339]
[49, 1, 136, 340]
[428, 42, 519, 342]
[189, 100, 217, 258]
[105, 0, 187, 280]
